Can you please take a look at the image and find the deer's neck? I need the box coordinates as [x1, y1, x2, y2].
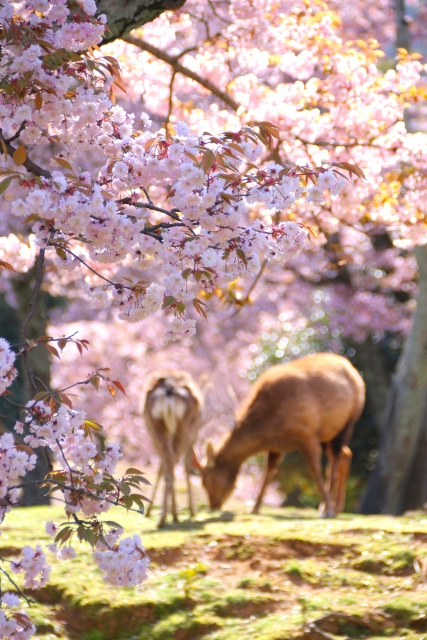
[215, 419, 263, 473]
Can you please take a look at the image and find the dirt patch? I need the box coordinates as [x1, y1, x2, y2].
[26, 583, 66, 605]
[212, 597, 277, 618]
[206, 535, 349, 564]
[311, 612, 391, 634]
[0, 546, 22, 558]
[410, 532, 427, 542]
[174, 621, 220, 640]
[58, 602, 157, 638]
[147, 545, 185, 566]
[353, 558, 414, 576]
[272, 538, 349, 558]
[409, 616, 427, 631]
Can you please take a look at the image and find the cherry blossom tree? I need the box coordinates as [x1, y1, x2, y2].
[98, 0, 427, 514]
[0, 0, 368, 635]
[1, 0, 427, 633]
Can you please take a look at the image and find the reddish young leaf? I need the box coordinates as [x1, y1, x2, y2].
[112, 380, 126, 395]
[45, 343, 60, 359]
[59, 393, 73, 408]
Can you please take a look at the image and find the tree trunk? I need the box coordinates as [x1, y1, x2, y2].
[401, 399, 427, 511]
[0, 268, 65, 505]
[97, 0, 187, 43]
[360, 245, 427, 514]
[353, 340, 392, 433]
[395, 0, 411, 51]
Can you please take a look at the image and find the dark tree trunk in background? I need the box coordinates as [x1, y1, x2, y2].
[361, 246, 427, 514]
[354, 340, 391, 433]
[0, 267, 65, 506]
[97, 0, 186, 43]
[395, 0, 411, 50]
[402, 401, 427, 511]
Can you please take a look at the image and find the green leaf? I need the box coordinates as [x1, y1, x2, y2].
[0, 177, 13, 195]
[162, 295, 176, 310]
[104, 521, 123, 529]
[125, 467, 146, 475]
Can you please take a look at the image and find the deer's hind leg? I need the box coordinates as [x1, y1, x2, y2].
[328, 420, 355, 514]
[334, 445, 352, 514]
[251, 451, 283, 515]
[157, 441, 178, 528]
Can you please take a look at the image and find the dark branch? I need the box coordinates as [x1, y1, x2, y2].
[121, 198, 182, 220]
[123, 34, 240, 111]
[0, 130, 51, 179]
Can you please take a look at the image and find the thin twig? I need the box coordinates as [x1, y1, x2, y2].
[227, 259, 268, 319]
[165, 70, 177, 134]
[0, 568, 35, 605]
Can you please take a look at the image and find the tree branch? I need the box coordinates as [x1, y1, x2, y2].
[0, 131, 51, 179]
[121, 199, 182, 220]
[98, 0, 187, 44]
[123, 34, 240, 111]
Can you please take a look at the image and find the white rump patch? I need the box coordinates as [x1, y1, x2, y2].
[150, 395, 187, 435]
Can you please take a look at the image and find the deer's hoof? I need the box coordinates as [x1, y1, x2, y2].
[323, 511, 335, 519]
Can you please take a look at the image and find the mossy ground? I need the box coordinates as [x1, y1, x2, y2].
[2, 505, 427, 639]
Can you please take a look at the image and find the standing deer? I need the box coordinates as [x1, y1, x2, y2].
[194, 353, 365, 517]
[143, 370, 203, 528]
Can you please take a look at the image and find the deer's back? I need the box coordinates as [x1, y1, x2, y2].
[144, 371, 203, 459]
[237, 353, 365, 450]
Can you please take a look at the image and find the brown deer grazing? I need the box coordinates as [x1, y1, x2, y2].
[194, 353, 365, 517]
[143, 370, 203, 528]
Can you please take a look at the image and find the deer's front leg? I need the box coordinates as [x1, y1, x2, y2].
[146, 463, 162, 518]
[158, 475, 169, 528]
[252, 451, 283, 514]
[169, 467, 178, 523]
[185, 452, 195, 518]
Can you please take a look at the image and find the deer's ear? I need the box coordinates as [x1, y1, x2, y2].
[206, 441, 216, 467]
[190, 448, 202, 472]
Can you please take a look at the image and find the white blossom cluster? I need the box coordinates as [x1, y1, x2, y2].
[0, 339, 17, 395]
[0, 0, 349, 338]
[93, 534, 150, 586]
[0, 432, 37, 505]
[21, 402, 122, 512]
[0, 593, 35, 640]
[11, 546, 50, 590]
[18, 399, 151, 587]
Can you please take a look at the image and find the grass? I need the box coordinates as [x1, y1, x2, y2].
[2, 505, 427, 639]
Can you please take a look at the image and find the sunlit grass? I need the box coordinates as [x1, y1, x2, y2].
[1, 506, 427, 638]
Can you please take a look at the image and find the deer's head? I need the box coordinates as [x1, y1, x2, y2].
[194, 442, 237, 510]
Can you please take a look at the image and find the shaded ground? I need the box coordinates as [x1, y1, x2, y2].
[2, 506, 427, 639]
